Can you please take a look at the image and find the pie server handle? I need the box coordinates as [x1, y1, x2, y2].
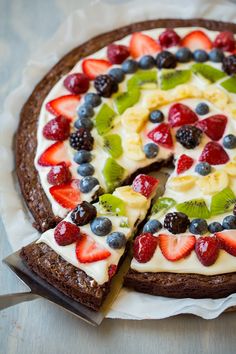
[0, 292, 39, 311]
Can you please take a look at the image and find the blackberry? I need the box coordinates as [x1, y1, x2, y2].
[71, 201, 97, 226]
[94, 75, 118, 97]
[69, 128, 94, 151]
[164, 212, 190, 234]
[176, 125, 202, 149]
[156, 51, 177, 69]
[222, 54, 236, 75]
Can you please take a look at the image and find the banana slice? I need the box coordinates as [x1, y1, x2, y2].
[224, 161, 236, 176]
[168, 175, 197, 192]
[226, 103, 236, 120]
[203, 86, 229, 110]
[123, 133, 145, 161]
[172, 84, 202, 100]
[114, 186, 148, 208]
[121, 106, 149, 133]
[197, 170, 229, 194]
[142, 90, 169, 110]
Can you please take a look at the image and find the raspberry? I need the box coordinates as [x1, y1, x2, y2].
[164, 212, 190, 234]
[54, 221, 80, 246]
[63, 73, 90, 94]
[222, 54, 236, 75]
[71, 201, 97, 226]
[47, 162, 72, 185]
[213, 31, 235, 52]
[107, 44, 130, 64]
[43, 116, 70, 141]
[94, 75, 118, 97]
[133, 233, 158, 263]
[159, 29, 181, 48]
[176, 125, 202, 149]
[69, 128, 94, 151]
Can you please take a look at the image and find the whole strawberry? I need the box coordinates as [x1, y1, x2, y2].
[54, 221, 80, 246]
[133, 233, 158, 263]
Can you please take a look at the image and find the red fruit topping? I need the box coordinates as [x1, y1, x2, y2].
[196, 115, 227, 141]
[195, 236, 220, 266]
[133, 233, 158, 263]
[107, 44, 130, 64]
[199, 141, 229, 165]
[54, 221, 80, 246]
[46, 95, 80, 121]
[108, 264, 117, 279]
[159, 234, 196, 262]
[43, 115, 70, 141]
[168, 103, 198, 128]
[50, 179, 81, 209]
[213, 31, 235, 52]
[176, 154, 194, 175]
[129, 32, 161, 59]
[63, 73, 89, 94]
[38, 142, 70, 167]
[82, 59, 111, 80]
[181, 30, 212, 51]
[47, 162, 72, 186]
[147, 123, 174, 149]
[76, 233, 111, 263]
[132, 174, 159, 198]
[215, 230, 236, 257]
[159, 29, 181, 49]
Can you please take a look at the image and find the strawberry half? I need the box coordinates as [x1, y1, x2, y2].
[46, 95, 80, 121]
[176, 154, 194, 175]
[199, 142, 229, 165]
[82, 59, 111, 80]
[76, 233, 111, 263]
[196, 115, 227, 141]
[38, 142, 70, 167]
[43, 115, 70, 141]
[132, 174, 159, 198]
[129, 32, 161, 59]
[159, 234, 196, 261]
[54, 221, 80, 246]
[133, 233, 158, 263]
[49, 179, 81, 209]
[147, 123, 174, 149]
[181, 30, 212, 51]
[215, 230, 236, 257]
[168, 103, 198, 128]
[195, 236, 220, 266]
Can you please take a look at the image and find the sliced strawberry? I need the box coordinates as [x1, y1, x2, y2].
[43, 115, 70, 141]
[215, 230, 236, 257]
[195, 236, 220, 266]
[49, 179, 81, 209]
[129, 32, 161, 59]
[108, 264, 117, 279]
[54, 221, 80, 246]
[47, 162, 72, 185]
[181, 30, 212, 51]
[107, 44, 130, 64]
[133, 233, 158, 263]
[199, 142, 229, 165]
[159, 234, 196, 261]
[132, 174, 159, 198]
[46, 95, 80, 121]
[168, 103, 198, 128]
[213, 31, 235, 52]
[159, 29, 181, 49]
[82, 59, 111, 80]
[147, 123, 174, 149]
[76, 233, 111, 263]
[176, 154, 194, 175]
[196, 115, 227, 141]
[38, 142, 70, 167]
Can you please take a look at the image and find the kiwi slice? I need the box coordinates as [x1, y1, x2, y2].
[221, 76, 236, 94]
[192, 63, 226, 83]
[127, 70, 157, 90]
[160, 69, 192, 90]
[103, 134, 123, 158]
[151, 197, 176, 216]
[176, 198, 211, 219]
[210, 187, 236, 216]
[114, 88, 140, 115]
[99, 194, 126, 216]
[95, 104, 116, 135]
[103, 157, 125, 192]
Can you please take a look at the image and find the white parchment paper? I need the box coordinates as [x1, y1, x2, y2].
[1, 0, 236, 319]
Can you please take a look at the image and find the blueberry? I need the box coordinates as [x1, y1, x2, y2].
[193, 49, 209, 63]
[143, 219, 162, 233]
[78, 104, 94, 118]
[109, 68, 125, 83]
[195, 102, 209, 115]
[139, 55, 155, 69]
[222, 215, 236, 229]
[189, 218, 208, 235]
[149, 110, 164, 123]
[223, 134, 236, 149]
[195, 162, 211, 176]
[74, 117, 93, 130]
[175, 47, 192, 63]
[122, 59, 138, 74]
[79, 176, 99, 193]
[209, 48, 225, 63]
[74, 150, 92, 164]
[84, 93, 101, 107]
[77, 163, 94, 176]
[208, 222, 223, 233]
[106, 232, 126, 249]
[90, 217, 112, 236]
[143, 143, 159, 159]
[156, 51, 177, 69]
